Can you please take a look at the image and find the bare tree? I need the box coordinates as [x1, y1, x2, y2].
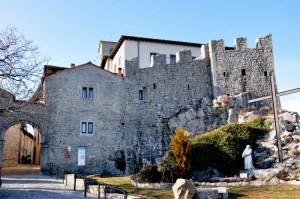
[0, 25, 47, 99]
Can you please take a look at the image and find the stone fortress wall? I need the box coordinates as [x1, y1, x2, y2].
[121, 34, 277, 174]
[123, 51, 212, 173]
[209, 34, 275, 98]
[0, 34, 277, 175]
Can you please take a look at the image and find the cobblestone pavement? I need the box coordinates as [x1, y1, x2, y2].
[0, 174, 97, 199]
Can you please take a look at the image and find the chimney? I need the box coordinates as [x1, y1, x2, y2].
[70, 63, 75, 68]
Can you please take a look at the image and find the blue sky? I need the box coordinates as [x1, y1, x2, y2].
[1, 0, 300, 111]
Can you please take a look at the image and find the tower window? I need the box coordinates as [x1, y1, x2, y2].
[82, 87, 93, 99]
[89, 88, 93, 99]
[153, 83, 156, 89]
[139, 90, 143, 100]
[242, 69, 246, 76]
[188, 84, 190, 90]
[223, 72, 226, 77]
[170, 54, 176, 64]
[82, 87, 87, 98]
[264, 71, 268, 76]
[81, 122, 93, 135]
[81, 122, 86, 134]
[88, 122, 93, 134]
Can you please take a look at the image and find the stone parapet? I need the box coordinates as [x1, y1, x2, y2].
[176, 49, 193, 63]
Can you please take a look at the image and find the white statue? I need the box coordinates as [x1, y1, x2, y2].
[242, 145, 254, 170]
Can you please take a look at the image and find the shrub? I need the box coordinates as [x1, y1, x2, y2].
[191, 117, 269, 175]
[170, 127, 191, 177]
[157, 151, 177, 182]
[131, 165, 162, 183]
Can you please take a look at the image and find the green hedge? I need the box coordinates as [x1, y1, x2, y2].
[191, 117, 269, 175]
[131, 165, 162, 183]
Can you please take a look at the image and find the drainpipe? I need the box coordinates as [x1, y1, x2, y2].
[137, 39, 140, 66]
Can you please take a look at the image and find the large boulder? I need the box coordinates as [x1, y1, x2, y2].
[172, 179, 196, 199]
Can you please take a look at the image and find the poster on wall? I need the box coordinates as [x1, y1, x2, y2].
[78, 146, 85, 166]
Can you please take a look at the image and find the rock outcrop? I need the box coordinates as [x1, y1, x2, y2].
[167, 97, 227, 136]
[172, 179, 197, 199]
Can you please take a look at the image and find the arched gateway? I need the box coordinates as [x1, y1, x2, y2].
[0, 88, 48, 173]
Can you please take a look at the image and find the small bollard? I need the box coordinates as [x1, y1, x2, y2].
[74, 174, 76, 191]
[0, 168, 2, 187]
[84, 179, 87, 198]
[56, 167, 59, 180]
[98, 183, 100, 199]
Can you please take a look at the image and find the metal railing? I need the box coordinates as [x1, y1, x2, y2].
[0, 167, 2, 188]
[45, 162, 128, 199]
[84, 178, 128, 199]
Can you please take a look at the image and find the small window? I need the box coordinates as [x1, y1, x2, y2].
[150, 52, 157, 61]
[82, 87, 87, 98]
[83, 87, 93, 99]
[242, 69, 246, 76]
[109, 48, 113, 55]
[188, 84, 190, 90]
[153, 83, 156, 89]
[89, 88, 93, 99]
[82, 122, 87, 134]
[264, 71, 268, 76]
[88, 122, 93, 134]
[170, 54, 176, 64]
[139, 90, 143, 100]
[223, 72, 226, 77]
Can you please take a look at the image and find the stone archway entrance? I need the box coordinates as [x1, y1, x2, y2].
[0, 88, 48, 176]
[1, 122, 42, 175]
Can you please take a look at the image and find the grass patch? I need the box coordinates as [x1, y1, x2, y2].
[90, 176, 300, 199]
[91, 176, 173, 199]
[228, 184, 300, 199]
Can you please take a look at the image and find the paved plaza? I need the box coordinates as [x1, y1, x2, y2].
[0, 174, 98, 199]
[0, 165, 96, 199]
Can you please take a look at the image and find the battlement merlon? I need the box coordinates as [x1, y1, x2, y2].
[234, 37, 248, 50]
[150, 54, 167, 67]
[256, 34, 273, 50]
[209, 39, 225, 54]
[209, 34, 273, 54]
[200, 44, 209, 59]
[176, 49, 193, 63]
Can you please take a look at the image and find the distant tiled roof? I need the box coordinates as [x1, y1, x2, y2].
[44, 61, 119, 77]
[100, 35, 207, 68]
[110, 35, 204, 59]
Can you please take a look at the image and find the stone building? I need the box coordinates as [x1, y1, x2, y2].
[0, 34, 277, 175]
